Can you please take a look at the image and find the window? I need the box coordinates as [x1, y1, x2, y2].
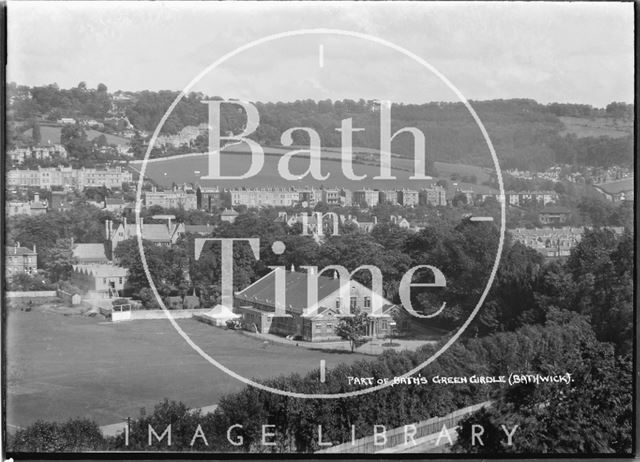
[364, 297, 371, 308]
[119, 277, 123, 284]
[350, 297, 357, 310]
[381, 321, 387, 330]
[327, 323, 333, 330]
[315, 324, 322, 331]
[335, 299, 340, 309]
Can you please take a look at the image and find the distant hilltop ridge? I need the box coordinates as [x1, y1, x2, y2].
[7, 82, 633, 172]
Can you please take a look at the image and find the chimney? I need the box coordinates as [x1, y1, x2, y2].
[33, 244, 36, 253]
[168, 217, 172, 231]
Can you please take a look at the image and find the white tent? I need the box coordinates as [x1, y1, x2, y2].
[201, 304, 240, 326]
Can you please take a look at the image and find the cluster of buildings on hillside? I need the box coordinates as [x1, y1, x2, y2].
[7, 166, 133, 190]
[155, 123, 208, 148]
[511, 226, 625, 259]
[505, 190, 558, 206]
[8, 144, 68, 164]
[505, 166, 563, 183]
[506, 164, 633, 185]
[581, 165, 633, 185]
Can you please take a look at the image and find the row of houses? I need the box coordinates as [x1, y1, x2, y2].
[9, 144, 68, 164]
[153, 184, 559, 213]
[505, 190, 559, 206]
[194, 185, 448, 211]
[7, 192, 135, 217]
[6, 194, 49, 217]
[511, 225, 625, 259]
[7, 166, 133, 190]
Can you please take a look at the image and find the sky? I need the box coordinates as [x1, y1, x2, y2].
[7, 1, 634, 107]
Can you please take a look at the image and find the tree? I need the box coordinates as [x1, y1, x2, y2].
[42, 238, 75, 282]
[6, 273, 53, 291]
[32, 120, 42, 145]
[452, 192, 468, 207]
[112, 399, 219, 451]
[9, 418, 107, 452]
[335, 312, 369, 352]
[453, 311, 632, 454]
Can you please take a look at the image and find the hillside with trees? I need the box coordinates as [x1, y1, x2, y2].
[7, 83, 634, 172]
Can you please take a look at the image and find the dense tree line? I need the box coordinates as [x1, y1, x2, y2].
[454, 312, 632, 454]
[8, 82, 111, 121]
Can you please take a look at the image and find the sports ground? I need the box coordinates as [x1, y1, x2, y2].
[6, 305, 368, 430]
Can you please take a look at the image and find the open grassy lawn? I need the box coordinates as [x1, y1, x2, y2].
[25, 125, 130, 146]
[135, 152, 488, 190]
[6, 307, 367, 429]
[559, 116, 632, 139]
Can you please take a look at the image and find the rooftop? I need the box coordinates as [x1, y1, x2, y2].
[73, 264, 128, 277]
[595, 178, 634, 195]
[540, 206, 572, 214]
[235, 270, 343, 314]
[73, 243, 108, 261]
[5, 245, 36, 256]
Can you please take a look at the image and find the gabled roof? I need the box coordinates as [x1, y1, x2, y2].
[30, 201, 47, 209]
[235, 270, 342, 314]
[140, 224, 174, 242]
[73, 264, 127, 277]
[123, 222, 180, 242]
[105, 197, 127, 206]
[540, 206, 571, 214]
[5, 246, 36, 256]
[185, 224, 213, 235]
[73, 243, 108, 261]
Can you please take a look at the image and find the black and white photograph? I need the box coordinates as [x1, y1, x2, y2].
[2, 1, 636, 458]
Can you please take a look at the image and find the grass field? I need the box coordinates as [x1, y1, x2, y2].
[25, 124, 130, 146]
[6, 306, 368, 429]
[134, 151, 490, 190]
[559, 116, 632, 139]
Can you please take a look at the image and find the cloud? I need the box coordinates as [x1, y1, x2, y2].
[7, 1, 633, 106]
